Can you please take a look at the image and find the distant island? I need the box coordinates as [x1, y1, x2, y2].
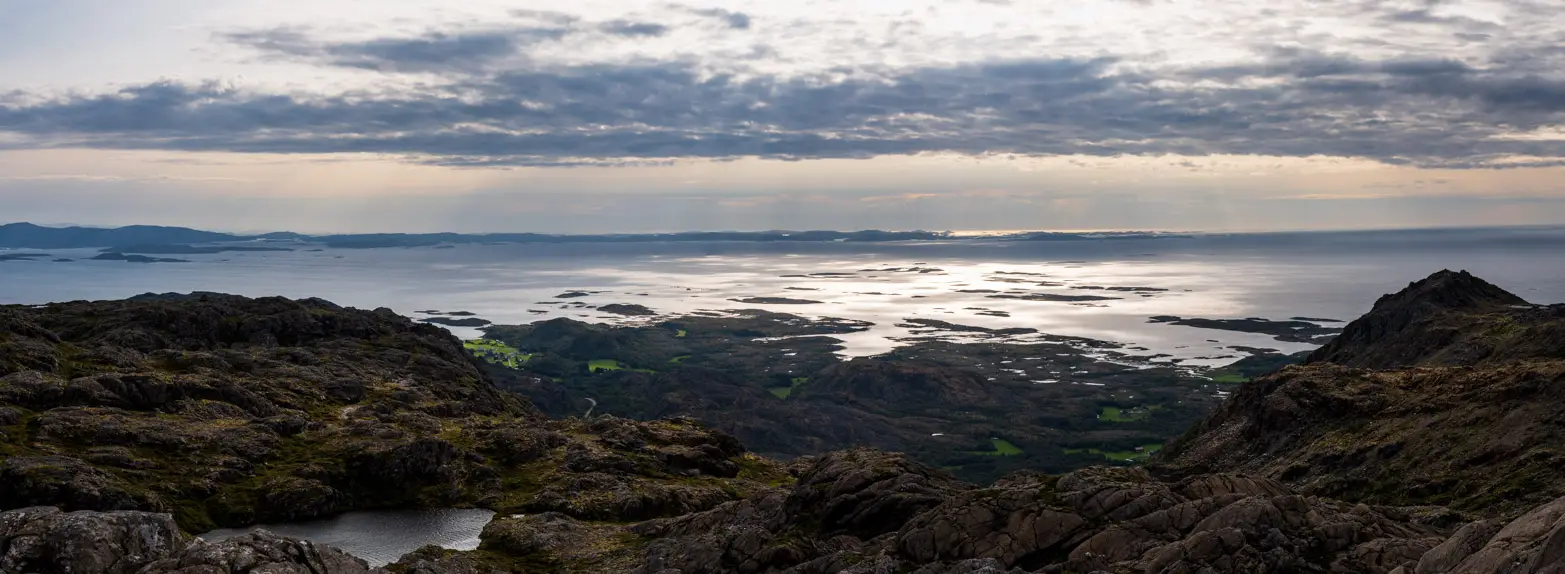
[0, 221, 1188, 251]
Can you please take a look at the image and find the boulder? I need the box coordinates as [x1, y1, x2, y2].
[141, 529, 379, 573]
[0, 506, 184, 574]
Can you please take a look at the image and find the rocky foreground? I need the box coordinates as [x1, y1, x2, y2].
[5, 271, 1565, 572]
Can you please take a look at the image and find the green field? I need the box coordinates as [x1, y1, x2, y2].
[588, 359, 655, 374]
[588, 359, 624, 372]
[463, 339, 532, 368]
[1099, 405, 1161, 422]
[969, 438, 1025, 456]
[1065, 443, 1163, 462]
[767, 377, 812, 399]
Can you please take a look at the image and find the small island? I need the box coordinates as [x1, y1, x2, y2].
[599, 304, 657, 316]
[89, 253, 191, 264]
[729, 297, 825, 305]
[420, 316, 493, 327]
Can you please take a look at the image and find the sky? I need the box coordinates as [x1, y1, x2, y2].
[1, 0, 1564, 234]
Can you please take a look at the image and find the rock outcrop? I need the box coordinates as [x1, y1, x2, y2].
[0, 506, 373, 573]
[1159, 270, 1565, 516]
[1307, 269, 1545, 368]
[0, 506, 185, 574]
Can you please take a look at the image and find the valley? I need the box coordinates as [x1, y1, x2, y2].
[471, 309, 1256, 484]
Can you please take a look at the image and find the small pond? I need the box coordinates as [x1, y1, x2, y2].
[199, 508, 495, 568]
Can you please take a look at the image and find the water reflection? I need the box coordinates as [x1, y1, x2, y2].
[4, 233, 1565, 366]
[199, 508, 494, 568]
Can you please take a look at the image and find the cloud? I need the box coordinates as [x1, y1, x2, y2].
[223, 27, 568, 73]
[3, 27, 1565, 169]
[599, 20, 671, 37]
[686, 7, 751, 30]
[509, 9, 582, 26]
[1382, 8, 1501, 31]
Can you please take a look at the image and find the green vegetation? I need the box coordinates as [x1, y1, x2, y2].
[589, 359, 624, 372]
[1210, 373, 1249, 384]
[766, 377, 812, 399]
[1099, 405, 1162, 422]
[588, 359, 655, 374]
[464, 339, 532, 368]
[669, 355, 692, 364]
[969, 438, 1025, 456]
[676, 329, 688, 338]
[1064, 443, 1163, 462]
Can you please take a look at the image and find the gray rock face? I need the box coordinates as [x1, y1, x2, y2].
[140, 530, 380, 573]
[784, 449, 972, 540]
[1422, 495, 1565, 574]
[892, 467, 1446, 573]
[0, 506, 381, 574]
[0, 506, 184, 574]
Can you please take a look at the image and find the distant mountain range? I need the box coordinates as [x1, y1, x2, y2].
[0, 221, 1188, 250]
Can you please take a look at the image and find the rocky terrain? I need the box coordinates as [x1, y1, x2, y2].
[0, 294, 787, 540]
[1158, 270, 1565, 516]
[7, 270, 1565, 572]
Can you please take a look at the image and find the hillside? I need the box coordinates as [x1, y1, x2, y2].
[0, 295, 787, 542]
[1157, 270, 1565, 516]
[6, 274, 1565, 572]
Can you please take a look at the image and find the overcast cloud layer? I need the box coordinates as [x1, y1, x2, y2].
[4, 0, 1565, 168]
[1, 0, 1563, 232]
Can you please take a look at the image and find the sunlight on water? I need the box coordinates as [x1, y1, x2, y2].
[199, 509, 494, 568]
[4, 233, 1565, 366]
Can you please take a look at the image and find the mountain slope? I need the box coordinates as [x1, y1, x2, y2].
[1306, 269, 1552, 368]
[1159, 270, 1565, 516]
[0, 294, 786, 539]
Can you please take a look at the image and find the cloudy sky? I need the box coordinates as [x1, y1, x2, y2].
[2, 0, 1564, 233]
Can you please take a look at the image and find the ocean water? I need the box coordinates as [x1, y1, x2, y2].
[3, 227, 1565, 366]
[198, 508, 494, 568]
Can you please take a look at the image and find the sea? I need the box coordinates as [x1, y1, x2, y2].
[8, 225, 1565, 564]
[3, 226, 1565, 366]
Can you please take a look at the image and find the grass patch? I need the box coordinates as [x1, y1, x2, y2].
[588, 359, 624, 372]
[464, 339, 518, 353]
[587, 359, 656, 374]
[676, 329, 688, 338]
[1210, 373, 1249, 384]
[1065, 443, 1163, 462]
[668, 355, 692, 364]
[1099, 405, 1161, 422]
[735, 453, 795, 488]
[464, 339, 531, 368]
[767, 377, 812, 399]
[968, 438, 1024, 456]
